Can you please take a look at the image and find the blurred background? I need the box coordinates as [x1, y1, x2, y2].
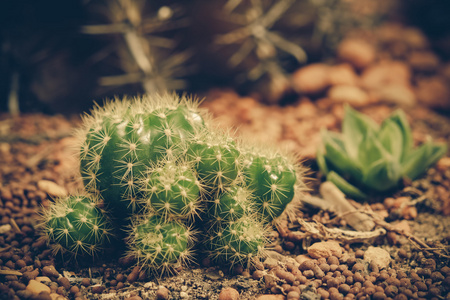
[0, 0, 449, 114]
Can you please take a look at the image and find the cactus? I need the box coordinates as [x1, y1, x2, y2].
[186, 128, 241, 193]
[36, 94, 307, 272]
[40, 194, 114, 257]
[77, 94, 205, 219]
[141, 158, 203, 221]
[241, 146, 302, 223]
[126, 214, 196, 274]
[207, 185, 254, 224]
[206, 217, 267, 269]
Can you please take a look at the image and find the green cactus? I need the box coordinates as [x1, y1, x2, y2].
[241, 148, 299, 223]
[77, 94, 205, 219]
[141, 158, 203, 221]
[40, 194, 114, 257]
[206, 217, 267, 269]
[207, 185, 254, 224]
[186, 128, 241, 193]
[126, 214, 196, 274]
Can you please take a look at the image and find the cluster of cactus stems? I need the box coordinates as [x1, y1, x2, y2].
[40, 93, 305, 274]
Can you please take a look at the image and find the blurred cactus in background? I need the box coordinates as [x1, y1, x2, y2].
[0, 0, 398, 113]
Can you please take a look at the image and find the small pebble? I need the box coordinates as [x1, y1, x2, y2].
[156, 286, 170, 300]
[91, 285, 104, 294]
[218, 287, 239, 300]
[26, 279, 51, 295]
[81, 278, 90, 287]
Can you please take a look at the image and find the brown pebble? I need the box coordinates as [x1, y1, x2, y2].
[355, 250, 364, 258]
[385, 285, 398, 297]
[116, 282, 125, 290]
[10, 281, 26, 291]
[80, 278, 90, 288]
[42, 266, 59, 278]
[69, 286, 80, 295]
[327, 256, 340, 266]
[329, 292, 343, 300]
[372, 292, 386, 300]
[127, 266, 140, 283]
[299, 260, 315, 271]
[116, 273, 125, 282]
[287, 291, 300, 299]
[57, 277, 71, 290]
[22, 269, 39, 282]
[91, 285, 104, 294]
[16, 290, 33, 299]
[127, 296, 143, 300]
[431, 271, 444, 281]
[414, 281, 427, 291]
[253, 270, 264, 280]
[156, 286, 170, 299]
[35, 291, 52, 300]
[218, 287, 239, 300]
[352, 263, 364, 273]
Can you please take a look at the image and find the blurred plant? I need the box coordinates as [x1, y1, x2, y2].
[317, 106, 447, 199]
[210, 0, 307, 103]
[81, 0, 192, 96]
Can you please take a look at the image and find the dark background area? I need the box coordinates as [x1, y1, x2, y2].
[0, 0, 449, 115]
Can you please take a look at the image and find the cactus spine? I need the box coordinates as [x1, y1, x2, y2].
[126, 215, 196, 274]
[142, 158, 203, 221]
[186, 128, 241, 193]
[40, 194, 114, 256]
[241, 145, 302, 223]
[207, 185, 254, 223]
[206, 217, 267, 269]
[78, 94, 205, 219]
[39, 94, 306, 274]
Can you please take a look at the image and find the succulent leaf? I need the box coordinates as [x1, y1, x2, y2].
[378, 119, 404, 162]
[322, 130, 362, 180]
[363, 158, 401, 191]
[402, 140, 447, 180]
[342, 105, 378, 159]
[387, 109, 413, 160]
[319, 107, 446, 199]
[326, 171, 367, 200]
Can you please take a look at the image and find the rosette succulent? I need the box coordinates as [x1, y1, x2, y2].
[317, 105, 447, 199]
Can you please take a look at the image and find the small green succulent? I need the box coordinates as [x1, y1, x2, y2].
[317, 105, 447, 199]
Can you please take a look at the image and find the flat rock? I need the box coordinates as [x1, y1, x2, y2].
[37, 180, 68, 197]
[364, 246, 391, 269]
[256, 295, 286, 300]
[291, 63, 330, 94]
[26, 279, 51, 295]
[328, 85, 370, 107]
[50, 293, 68, 300]
[219, 287, 240, 300]
[308, 241, 342, 258]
